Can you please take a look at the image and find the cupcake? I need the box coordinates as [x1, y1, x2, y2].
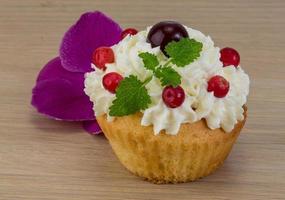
[84, 21, 250, 183]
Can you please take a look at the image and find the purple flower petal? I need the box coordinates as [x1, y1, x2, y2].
[83, 120, 102, 135]
[36, 57, 81, 83]
[31, 57, 95, 121]
[60, 11, 122, 73]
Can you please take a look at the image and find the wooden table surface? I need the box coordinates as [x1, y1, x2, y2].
[0, 0, 285, 199]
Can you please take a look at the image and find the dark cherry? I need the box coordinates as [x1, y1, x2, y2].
[147, 21, 188, 56]
[162, 85, 185, 108]
[207, 75, 230, 98]
[102, 72, 123, 94]
[220, 47, 240, 67]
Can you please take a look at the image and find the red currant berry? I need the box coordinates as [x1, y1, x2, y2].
[92, 47, 114, 70]
[121, 28, 138, 39]
[220, 47, 240, 67]
[207, 75, 230, 98]
[102, 72, 123, 93]
[162, 86, 185, 108]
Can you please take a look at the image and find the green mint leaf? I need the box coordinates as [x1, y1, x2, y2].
[155, 66, 181, 87]
[138, 52, 159, 71]
[165, 38, 203, 67]
[109, 75, 151, 116]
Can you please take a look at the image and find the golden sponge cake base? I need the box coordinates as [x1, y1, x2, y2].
[97, 107, 247, 184]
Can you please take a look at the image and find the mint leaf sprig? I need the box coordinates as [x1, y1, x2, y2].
[139, 38, 203, 87]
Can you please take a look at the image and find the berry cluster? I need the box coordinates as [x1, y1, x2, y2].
[91, 22, 240, 110]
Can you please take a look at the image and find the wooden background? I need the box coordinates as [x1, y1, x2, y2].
[0, 0, 284, 199]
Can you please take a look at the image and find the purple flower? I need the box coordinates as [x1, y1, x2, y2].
[31, 11, 122, 134]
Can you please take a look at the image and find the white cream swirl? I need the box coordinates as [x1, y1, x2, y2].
[84, 26, 250, 135]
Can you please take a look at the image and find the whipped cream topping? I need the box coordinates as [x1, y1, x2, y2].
[84, 26, 250, 135]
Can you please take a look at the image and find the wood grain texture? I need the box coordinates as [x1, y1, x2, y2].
[0, 0, 284, 199]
